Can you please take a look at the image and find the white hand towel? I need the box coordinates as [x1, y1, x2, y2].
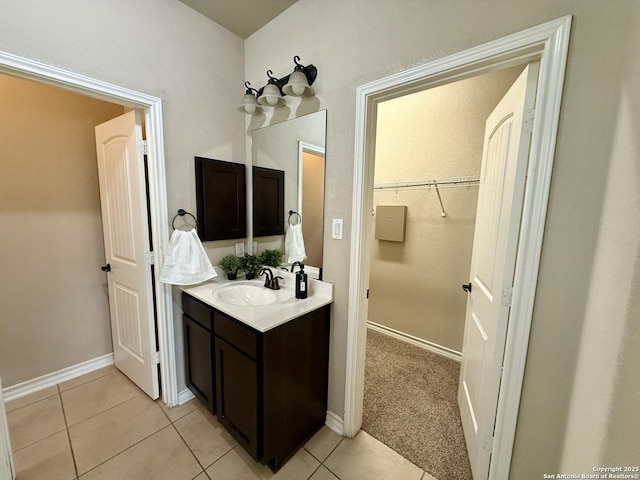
[285, 223, 307, 264]
[159, 228, 217, 285]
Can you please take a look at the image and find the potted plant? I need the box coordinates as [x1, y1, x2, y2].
[259, 248, 284, 268]
[219, 254, 241, 280]
[240, 253, 262, 280]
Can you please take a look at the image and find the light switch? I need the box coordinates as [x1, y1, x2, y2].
[332, 219, 344, 240]
[235, 242, 245, 256]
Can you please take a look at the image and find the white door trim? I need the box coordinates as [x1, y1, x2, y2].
[345, 16, 571, 479]
[0, 51, 179, 407]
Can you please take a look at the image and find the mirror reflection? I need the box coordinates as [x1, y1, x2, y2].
[250, 110, 327, 278]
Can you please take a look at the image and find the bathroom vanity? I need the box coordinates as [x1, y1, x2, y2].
[181, 271, 333, 471]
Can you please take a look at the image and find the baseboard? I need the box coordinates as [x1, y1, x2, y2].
[2, 353, 115, 402]
[177, 388, 195, 405]
[367, 321, 462, 362]
[325, 410, 344, 436]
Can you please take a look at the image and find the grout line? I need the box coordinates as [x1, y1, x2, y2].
[170, 422, 210, 472]
[58, 385, 80, 480]
[58, 368, 119, 394]
[78, 424, 174, 477]
[64, 390, 144, 428]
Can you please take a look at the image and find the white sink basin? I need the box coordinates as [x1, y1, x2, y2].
[214, 281, 291, 307]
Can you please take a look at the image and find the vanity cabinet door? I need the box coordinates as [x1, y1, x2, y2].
[183, 316, 214, 413]
[214, 337, 260, 460]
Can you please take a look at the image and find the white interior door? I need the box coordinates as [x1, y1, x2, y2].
[95, 111, 159, 399]
[458, 63, 539, 479]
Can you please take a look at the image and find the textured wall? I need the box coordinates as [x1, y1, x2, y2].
[0, 0, 245, 390]
[0, 74, 123, 386]
[369, 67, 522, 352]
[245, 0, 640, 475]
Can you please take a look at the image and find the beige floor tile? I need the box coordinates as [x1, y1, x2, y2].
[69, 394, 170, 474]
[193, 473, 210, 480]
[304, 426, 343, 462]
[79, 425, 202, 480]
[5, 385, 59, 413]
[61, 371, 142, 426]
[12, 430, 76, 480]
[309, 465, 340, 480]
[8, 394, 66, 451]
[174, 407, 236, 468]
[158, 396, 201, 422]
[323, 430, 423, 480]
[58, 365, 118, 392]
[206, 446, 319, 480]
[422, 472, 439, 480]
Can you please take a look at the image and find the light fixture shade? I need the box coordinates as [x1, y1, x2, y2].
[283, 70, 315, 97]
[237, 92, 262, 114]
[258, 83, 286, 107]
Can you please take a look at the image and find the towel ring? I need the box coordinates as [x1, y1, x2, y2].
[171, 209, 198, 230]
[288, 210, 301, 226]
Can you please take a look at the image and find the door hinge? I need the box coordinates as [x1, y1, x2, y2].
[151, 351, 160, 365]
[523, 109, 535, 133]
[502, 286, 514, 307]
[145, 252, 155, 265]
[484, 435, 494, 453]
[137, 140, 148, 155]
[366, 289, 370, 299]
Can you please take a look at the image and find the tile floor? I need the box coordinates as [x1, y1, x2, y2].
[6, 366, 437, 480]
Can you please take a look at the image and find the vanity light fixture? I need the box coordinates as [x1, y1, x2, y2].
[237, 82, 262, 114]
[282, 56, 315, 97]
[257, 70, 287, 107]
[240, 56, 318, 114]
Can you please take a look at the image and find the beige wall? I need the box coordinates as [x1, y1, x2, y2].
[0, 0, 246, 390]
[369, 67, 522, 352]
[245, 0, 640, 474]
[302, 151, 325, 267]
[0, 74, 124, 386]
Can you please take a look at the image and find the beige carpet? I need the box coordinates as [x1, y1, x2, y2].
[362, 329, 472, 480]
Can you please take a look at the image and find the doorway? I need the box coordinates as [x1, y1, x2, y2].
[0, 51, 178, 407]
[362, 65, 526, 480]
[345, 16, 571, 480]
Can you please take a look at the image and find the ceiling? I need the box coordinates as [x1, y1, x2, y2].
[179, 0, 299, 39]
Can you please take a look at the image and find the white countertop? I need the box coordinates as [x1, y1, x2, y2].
[180, 267, 334, 333]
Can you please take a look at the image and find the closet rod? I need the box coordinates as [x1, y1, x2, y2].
[373, 176, 480, 191]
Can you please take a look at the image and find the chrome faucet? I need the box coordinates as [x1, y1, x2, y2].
[259, 267, 283, 290]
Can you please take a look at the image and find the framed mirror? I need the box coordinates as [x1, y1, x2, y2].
[250, 110, 327, 278]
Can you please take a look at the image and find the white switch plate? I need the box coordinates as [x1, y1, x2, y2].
[235, 242, 245, 256]
[332, 219, 344, 240]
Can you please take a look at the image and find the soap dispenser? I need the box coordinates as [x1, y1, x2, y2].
[295, 264, 308, 299]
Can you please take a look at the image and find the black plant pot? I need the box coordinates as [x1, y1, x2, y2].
[226, 272, 237, 280]
[245, 272, 256, 280]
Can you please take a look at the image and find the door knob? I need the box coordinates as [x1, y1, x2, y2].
[101, 264, 111, 272]
[462, 282, 472, 293]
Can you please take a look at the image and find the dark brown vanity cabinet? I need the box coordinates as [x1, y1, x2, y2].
[182, 293, 215, 413]
[195, 157, 246, 241]
[182, 292, 330, 472]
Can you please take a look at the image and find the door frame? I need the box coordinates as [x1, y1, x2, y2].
[344, 16, 571, 479]
[0, 51, 179, 407]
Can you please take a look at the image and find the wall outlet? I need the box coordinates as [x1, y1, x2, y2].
[332, 219, 344, 240]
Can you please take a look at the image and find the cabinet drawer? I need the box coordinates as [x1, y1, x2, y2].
[214, 311, 257, 359]
[182, 293, 212, 330]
